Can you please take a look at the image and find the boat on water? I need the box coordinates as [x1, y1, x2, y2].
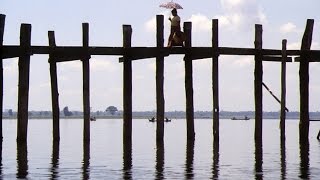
[90, 116, 96, 121]
[231, 116, 250, 120]
[148, 117, 172, 122]
[149, 117, 156, 122]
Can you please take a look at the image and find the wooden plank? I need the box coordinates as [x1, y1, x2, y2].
[17, 24, 31, 143]
[2, 44, 320, 61]
[48, 31, 60, 141]
[123, 25, 133, 146]
[254, 24, 263, 142]
[82, 23, 90, 142]
[299, 19, 313, 141]
[0, 14, 5, 141]
[212, 19, 219, 144]
[280, 39, 287, 141]
[184, 22, 195, 141]
[156, 15, 165, 143]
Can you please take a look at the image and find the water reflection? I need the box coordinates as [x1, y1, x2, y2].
[185, 140, 194, 179]
[123, 140, 132, 180]
[255, 141, 263, 180]
[16, 142, 28, 179]
[0, 142, 2, 178]
[299, 140, 310, 179]
[50, 141, 60, 179]
[280, 138, 286, 180]
[212, 140, 219, 179]
[82, 142, 90, 180]
[155, 142, 164, 180]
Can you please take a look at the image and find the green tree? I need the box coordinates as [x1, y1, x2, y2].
[106, 106, 118, 115]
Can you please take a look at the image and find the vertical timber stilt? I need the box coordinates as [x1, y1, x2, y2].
[0, 14, 5, 142]
[212, 19, 219, 145]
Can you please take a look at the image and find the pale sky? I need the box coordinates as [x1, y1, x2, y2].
[1, 0, 320, 112]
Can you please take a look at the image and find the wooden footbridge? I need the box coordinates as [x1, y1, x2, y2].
[0, 14, 319, 145]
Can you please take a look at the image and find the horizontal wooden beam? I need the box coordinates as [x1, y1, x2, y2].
[1, 45, 320, 62]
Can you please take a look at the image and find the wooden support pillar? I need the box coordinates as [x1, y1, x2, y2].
[212, 19, 219, 144]
[280, 39, 287, 141]
[156, 15, 165, 143]
[82, 23, 90, 142]
[123, 25, 133, 145]
[0, 14, 5, 142]
[299, 19, 313, 142]
[48, 31, 60, 141]
[184, 22, 195, 141]
[17, 24, 31, 143]
[254, 24, 263, 142]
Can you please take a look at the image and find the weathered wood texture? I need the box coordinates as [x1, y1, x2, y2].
[0, 14, 5, 141]
[48, 31, 60, 141]
[82, 23, 90, 142]
[156, 15, 165, 143]
[123, 25, 133, 145]
[212, 19, 219, 144]
[299, 19, 314, 141]
[5, 44, 320, 62]
[17, 24, 31, 143]
[254, 24, 263, 142]
[280, 39, 287, 141]
[184, 22, 195, 141]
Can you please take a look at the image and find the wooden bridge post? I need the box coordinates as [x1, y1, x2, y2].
[212, 19, 219, 145]
[123, 25, 133, 146]
[254, 24, 263, 142]
[17, 24, 31, 143]
[0, 14, 5, 142]
[82, 23, 90, 142]
[184, 22, 195, 141]
[48, 31, 60, 141]
[156, 15, 165, 143]
[299, 19, 313, 142]
[280, 39, 287, 141]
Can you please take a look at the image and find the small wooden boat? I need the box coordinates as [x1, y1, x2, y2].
[164, 118, 171, 122]
[231, 116, 250, 120]
[90, 116, 96, 121]
[148, 117, 156, 122]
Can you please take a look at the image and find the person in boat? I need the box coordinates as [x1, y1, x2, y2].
[317, 129, 320, 140]
[168, 8, 184, 47]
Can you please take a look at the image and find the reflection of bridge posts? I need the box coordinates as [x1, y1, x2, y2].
[185, 139, 194, 179]
[123, 142, 132, 180]
[82, 142, 90, 180]
[50, 141, 60, 179]
[254, 141, 263, 179]
[155, 142, 164, 179]
[212, 141, 219, 179]
[280, 137, 286, 180]
[299, 141, 310, 179]
[0, 142, 2, 177]
[16, 142, 28, 179]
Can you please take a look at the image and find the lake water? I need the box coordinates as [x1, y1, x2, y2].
[1, 119, 320, 179]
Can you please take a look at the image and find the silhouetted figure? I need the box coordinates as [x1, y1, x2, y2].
[168, 8, 184, 47]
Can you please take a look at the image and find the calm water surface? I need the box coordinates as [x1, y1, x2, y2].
[1, 119, 320, 179]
